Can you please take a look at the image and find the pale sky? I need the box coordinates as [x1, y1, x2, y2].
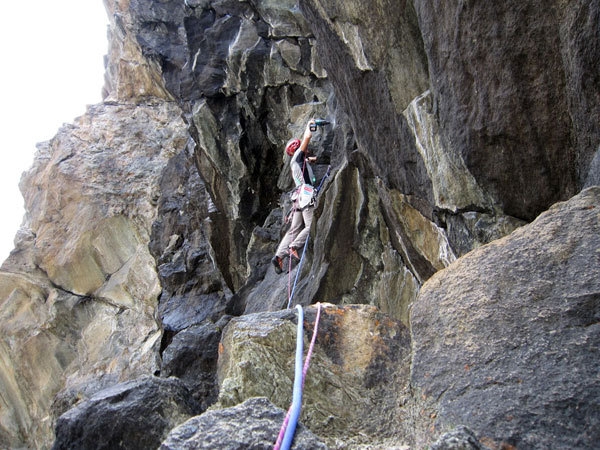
[0, 1, 109, 263]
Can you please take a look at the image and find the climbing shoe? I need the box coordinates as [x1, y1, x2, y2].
[289, 247, 300, 260]
[271, 256, 283, 274]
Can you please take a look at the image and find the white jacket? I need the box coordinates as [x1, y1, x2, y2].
[290, 149, 315, 187]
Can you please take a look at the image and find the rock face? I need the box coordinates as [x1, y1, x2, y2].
[217, 305, 412, 446]
[52, 376, 201, 450]
[413, 0, 598, 221]
[411, 187, 600, 449]
[0, 101, 188, 449]
[160, 397, 328, 450]
[0, 0, 598, 449]
[159, 319, 227, 411]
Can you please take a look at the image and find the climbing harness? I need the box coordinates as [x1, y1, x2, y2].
[274, 303, 322, 450]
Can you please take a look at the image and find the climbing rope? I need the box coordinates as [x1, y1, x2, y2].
[273, 303, 322, 450]
[274, 167, 329, 448]
[287, 254, 294, 304]
[274, 305, 304, 450]
[315, 165, 331, 193]
[286, 236, 309, 310]
[302, 303, 321, 386]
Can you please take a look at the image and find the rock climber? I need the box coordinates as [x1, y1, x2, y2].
[271, 119, 318, 274]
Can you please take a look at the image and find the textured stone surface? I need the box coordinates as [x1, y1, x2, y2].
[160, 397, 328, 450]
[284, 164, 453, 324]
[401, 89, 527, 254]
[159, 319, 229, 411]
[103, 0, 173, 101]
[430, 426, 491, 450]
[403, 91, 489, 213]
[149, 149, 236, 332]
[124, 0, 338, 294]
[560, 1, 600, 186]
[52, 376, 201, 450]
[0, 100, 188, 448]
[411, 187, 600, 449]
[217, 304, 413, 447]
[114, 0, 453, 322]
[19, 101, 187, 300]
[413, 0, 599, 220]
[240, 164, 438, 324]
[300, 0, 432, 203]
[1, 0, 599, 449]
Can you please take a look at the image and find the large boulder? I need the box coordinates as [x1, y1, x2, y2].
[411, 186, 600, 449]
[52, 376, 201, 450]
[160, 397, 328, 450]
[159, 319, 230, 411]
[216, 304, 413, 447]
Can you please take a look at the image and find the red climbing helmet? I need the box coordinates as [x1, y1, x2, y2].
[285, 138, 301, 156]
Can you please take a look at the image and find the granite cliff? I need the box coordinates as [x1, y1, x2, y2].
[0, 0, 598, 449]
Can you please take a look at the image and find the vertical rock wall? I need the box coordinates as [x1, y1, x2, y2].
[411, 187, 600, 449]
[413, 0, 600, 220]
[0, 0, 598, 448]
[0, 101, 190, 447]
